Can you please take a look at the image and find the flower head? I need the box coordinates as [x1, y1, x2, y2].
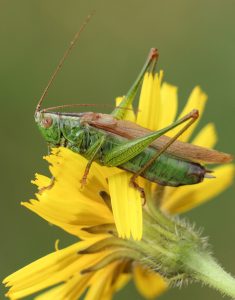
[3, 71, 234, 300]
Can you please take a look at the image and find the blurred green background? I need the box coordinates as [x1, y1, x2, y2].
[1, 1, 235, 299]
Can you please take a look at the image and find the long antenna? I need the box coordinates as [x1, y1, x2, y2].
[43, 103, 112, 112]
[35, 11, 95, 114]
[42, 103, 135, 112]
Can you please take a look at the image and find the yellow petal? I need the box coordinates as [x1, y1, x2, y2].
[3, 239, 111, 299]
[113, 273, 131, 291]
[35, 273, 92, 300]
[161, 164, 235, 214]
[34, 284, 64, 300]
[32, 173, 51, 189]
[24, 148, 114, 237]
[100, 264, 131, 300]
[192, 122, 217, 148]
[45, 147, 109, 192]
[134, 265, 168, 299]
[116, 96, 136, 122]
[137, 73, 153, 128]
[87, 261, 128, 300]
[4, 241, 84, 298]
[100, 290, 114, 300]
[22, 200, 112, 239]
[137, 72, 163, 131]
[158, 83, 178, 129]
[167, 86, 207, 142]
[108, 172, 143, 240]
[84, 263, 118, 300]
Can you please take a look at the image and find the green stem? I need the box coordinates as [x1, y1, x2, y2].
[130, 209, 235, 299]
[185, 251, 235, 299]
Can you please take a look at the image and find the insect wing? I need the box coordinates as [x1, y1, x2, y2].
[89, 116, 232, 164]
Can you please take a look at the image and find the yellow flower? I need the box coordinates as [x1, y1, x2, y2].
[3, 71, 234, 300]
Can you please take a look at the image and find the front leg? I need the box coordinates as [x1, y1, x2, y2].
[38, 176, 55, 194]
[39, 138, 69, 194]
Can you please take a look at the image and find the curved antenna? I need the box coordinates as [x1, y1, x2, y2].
[35, 11, 95, 114]
[43, 103, 111, 112]
[42, 103, 136, 112]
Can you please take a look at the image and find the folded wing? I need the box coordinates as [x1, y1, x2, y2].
[89, 114, 232, 164]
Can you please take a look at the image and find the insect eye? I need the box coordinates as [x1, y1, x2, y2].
[42, 117, 53, 128]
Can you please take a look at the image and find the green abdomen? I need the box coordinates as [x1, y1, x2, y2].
[65, 126, 206, 187]
[120, 147, 205, 186]
[99, 133, 206, 187]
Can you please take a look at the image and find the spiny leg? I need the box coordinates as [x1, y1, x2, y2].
[38, 144, 61, 194]
[130, 109, 199, 190]
[111, 48, 159, 120]
[80, 136, 106, 187]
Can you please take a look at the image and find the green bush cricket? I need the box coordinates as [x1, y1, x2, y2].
[35, 14, 233, 197]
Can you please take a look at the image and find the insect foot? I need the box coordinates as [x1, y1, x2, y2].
[129, 178, 146, 205]
[38, 177, 55, 194]
[80, 176, 88, 189]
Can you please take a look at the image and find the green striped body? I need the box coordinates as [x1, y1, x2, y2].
[36, 112, 206, 187]
[119, 147, 205, 186]
[60, 116, 205, 187]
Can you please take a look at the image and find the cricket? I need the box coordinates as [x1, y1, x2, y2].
[35, 14, 233, 197]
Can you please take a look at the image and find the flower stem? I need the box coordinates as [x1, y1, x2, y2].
[185, 251, 235, 299]
[130, 209, 235, 299]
